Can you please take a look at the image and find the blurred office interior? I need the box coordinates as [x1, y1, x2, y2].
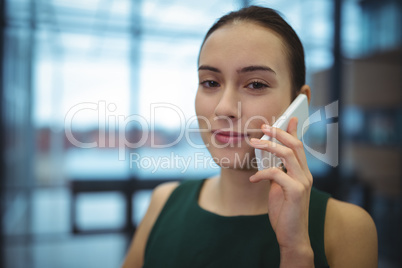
[0, 0, 401, 267]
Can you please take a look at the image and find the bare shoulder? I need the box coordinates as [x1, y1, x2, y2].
[137, 181, 180, 227]
[324, 198, 378, 268]
[151, 181, 181, 208]
[121, 181, 180, 268]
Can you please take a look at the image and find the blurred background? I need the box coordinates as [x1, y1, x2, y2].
[0, 0, 401, 267]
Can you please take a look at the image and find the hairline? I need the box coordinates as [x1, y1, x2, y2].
[198, 18, 297, 96]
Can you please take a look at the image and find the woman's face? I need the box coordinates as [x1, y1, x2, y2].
[195, 21, 293, 170]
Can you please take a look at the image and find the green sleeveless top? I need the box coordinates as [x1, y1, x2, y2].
[144, 179, 330, 268]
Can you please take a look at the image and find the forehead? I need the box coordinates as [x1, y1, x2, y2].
[199, 21, 289, 75]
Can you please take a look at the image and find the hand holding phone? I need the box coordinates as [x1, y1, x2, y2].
[255, 94, 309, 171]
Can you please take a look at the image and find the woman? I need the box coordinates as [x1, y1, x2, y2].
[122, 6, 377, 268]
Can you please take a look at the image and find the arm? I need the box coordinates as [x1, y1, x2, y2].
[325, 198, 378, 268]
[121, 181, 179, 268]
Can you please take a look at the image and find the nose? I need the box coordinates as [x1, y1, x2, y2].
[214, 87, 240, 120]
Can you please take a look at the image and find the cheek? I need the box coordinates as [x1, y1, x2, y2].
[243, 98, 287, 135]
[195, 92, 212, 146]
[195, 92, 209, 129]
[195, 91, 215, 121]
[194, 91, 202, 115]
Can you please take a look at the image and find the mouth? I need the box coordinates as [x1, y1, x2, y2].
[211, 130, 249, 144]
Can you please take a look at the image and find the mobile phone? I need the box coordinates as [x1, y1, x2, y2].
[255, 94, 309, 171]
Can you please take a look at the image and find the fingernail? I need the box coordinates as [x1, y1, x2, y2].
[262, 124, 272, 130]
[250, 138, 262, 144]
[250, 139, 268, 148]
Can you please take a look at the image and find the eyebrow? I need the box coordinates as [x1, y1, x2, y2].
[239, 65, 276, 75]
[198, 65, 221, 73]
[198, 65, 276, 75]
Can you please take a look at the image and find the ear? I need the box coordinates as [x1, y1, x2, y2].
[299, 85, 311, 105]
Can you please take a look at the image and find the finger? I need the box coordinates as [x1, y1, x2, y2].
[250, 168, 309, 199]
[250, 166, 289, 184]
[260, 124, 309, 172]
[250, 138, 303, 176]
[251, 138, 312, 187]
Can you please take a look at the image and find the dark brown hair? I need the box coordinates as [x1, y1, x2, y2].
[199, 6, 305, 98]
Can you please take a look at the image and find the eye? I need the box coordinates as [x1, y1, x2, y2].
[247, 81, 269, 90]
[200, 80, 220, 88]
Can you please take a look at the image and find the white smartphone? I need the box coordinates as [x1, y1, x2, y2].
[255, 94, 309, 171]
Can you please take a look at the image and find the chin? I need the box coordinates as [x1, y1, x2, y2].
[210, 150, 258, 171]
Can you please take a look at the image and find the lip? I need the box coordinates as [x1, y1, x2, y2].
[212, 130, 249, 144]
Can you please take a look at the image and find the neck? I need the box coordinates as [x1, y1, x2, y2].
[214, 168, 270, 216]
